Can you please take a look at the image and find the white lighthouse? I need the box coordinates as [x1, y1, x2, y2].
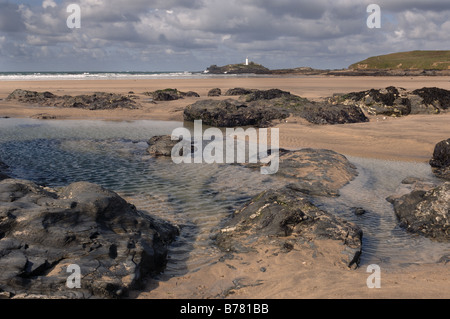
[245, 57, 249, 66]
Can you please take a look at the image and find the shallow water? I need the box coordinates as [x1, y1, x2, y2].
[0, 118, 448, 276]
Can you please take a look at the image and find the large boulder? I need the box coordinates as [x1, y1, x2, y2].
[184, 99, 290, 128]
[184, 91, 369, 128]
[0, 179, 179, 299]
[430, 139, 450, 180]
[387, 180, 450, 242]
[215, 187, 363, 269]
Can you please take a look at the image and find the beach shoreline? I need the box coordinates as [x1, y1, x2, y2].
[0, 76, 449, 299]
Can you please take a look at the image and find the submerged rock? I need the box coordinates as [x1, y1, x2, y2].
[7, 90, 140, 110]
[430, 139, 450, 180]
[0, 179, 179, 299]
[387, 181, 450, 242]
[215, 187, 363, 269]
[247, 149, 359, 197]
[0, 160, 9, 181]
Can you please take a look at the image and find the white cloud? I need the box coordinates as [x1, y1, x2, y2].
[42, 0, 57, 9]
[1, 0, 450, 71]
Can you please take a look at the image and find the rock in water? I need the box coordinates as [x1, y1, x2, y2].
[430, 139, 450, 180]
[0, 179, 179, 299]
[0, 160, 9, 181]
[215, 187, 363, 269]
[147, 135, 179, 157]
[388, 182, 450, 241]
[246, 149, 359, 197]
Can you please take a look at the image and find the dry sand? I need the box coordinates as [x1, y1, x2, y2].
[0, 76, 449, 299]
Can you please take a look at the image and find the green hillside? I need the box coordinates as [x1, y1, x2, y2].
[350, 50, 450, 70]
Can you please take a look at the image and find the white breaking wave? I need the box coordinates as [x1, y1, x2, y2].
[0, 71, 200, 81]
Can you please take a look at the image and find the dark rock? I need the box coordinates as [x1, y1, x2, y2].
[7, 89, 56, 104]
[296, 102, 369, 125]
[184, 99, 289, 128]
[0, 160, 9, 181]
[353, 207, 367, 216]
[333, 86, 450, 117]
[388, 182, 450, 241]
[30, 113, 58, 120]
[0, 179, 179, 299]
[144, 89, 200, 101]
[207, 88, 222, 97]
[184, 91, 200, 98]
[242, 89, 292, 102]
[430, 139, 450, 180]
[7, 90, 140, 110]
[215, 187, 363, 269]
[412, 87, 450, 111]
[225, 88, 255, 96]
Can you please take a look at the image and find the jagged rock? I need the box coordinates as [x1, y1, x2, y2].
[207, 88, 222, 97]
[430, 139, 450, 180]
[184, 91, 369, 128]
[0, 179, 179, 299]
[387, 181, 450, 241]
[332, 86, 450, 117]
[296, 102, 369, 125]
[7, 90, 140, 110]
[184, 99, 289, 128]
[144, 89, 200, 101]
[215, 187, 363, 269]
[241, 89, 292, 102]
[225, 88, 255, 96]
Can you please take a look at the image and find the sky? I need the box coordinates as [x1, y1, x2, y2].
[1, 0, 450, 72]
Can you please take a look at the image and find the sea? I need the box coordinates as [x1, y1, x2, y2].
[0, 71, 270, 81]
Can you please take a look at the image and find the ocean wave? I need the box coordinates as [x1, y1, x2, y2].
[0, 71, 200, 81]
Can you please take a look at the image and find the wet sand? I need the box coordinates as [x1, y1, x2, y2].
[0, 76, 449, 299]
